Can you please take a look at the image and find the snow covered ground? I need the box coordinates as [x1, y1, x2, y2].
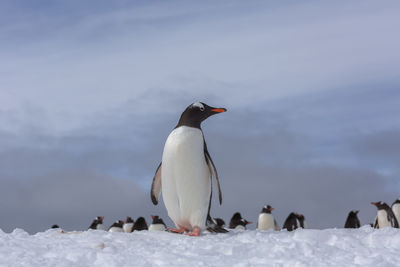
[1, 226, 399, 267]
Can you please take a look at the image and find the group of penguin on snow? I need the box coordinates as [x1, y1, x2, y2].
[51, 198, 400, 233]
[53, 102, 400, 236]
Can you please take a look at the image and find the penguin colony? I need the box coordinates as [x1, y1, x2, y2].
[51, 103, 399, 235]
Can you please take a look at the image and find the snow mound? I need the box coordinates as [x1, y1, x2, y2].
[0, 226, 399, 266]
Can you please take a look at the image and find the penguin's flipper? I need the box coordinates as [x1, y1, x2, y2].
[150, 162, 162, 205]
[373, 216, 378, 228]
[204, 142, 222, 205]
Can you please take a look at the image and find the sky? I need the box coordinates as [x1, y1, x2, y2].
[0, 0, 399, 233]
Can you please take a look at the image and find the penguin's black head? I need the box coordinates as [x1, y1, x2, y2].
[296, 214, 305, 221]
[231, 212, 243, 221]
[351, 210, 359, 215]
[371, 201, 389, 210]
[125, 216, 134, 223]
[96, 216, 104, 223]
[261, 205, 274, 213]
[214, 218, 225, 227]
[151, 215, 164, 224]
[51, 224, 60, 229]
[134, 217, 148, 231]
[176, 102, 227, 129]
[394, 198, 400, 205]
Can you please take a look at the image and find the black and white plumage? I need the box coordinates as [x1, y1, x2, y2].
[150, 102, 227, 236]
[149, 215, 167, 231]
[213, 218, 226, 228]
[123, 217, 134, 233]
[108, 220, 124, 232]
[283, 213, 305, 231]
[391, 198, 400, 226]
[257, 205, 280, 231]
[344, 210, 361, 228]
[133, 217, 148, 231]
[372, 201, 399, 228]
[89, 216, 106, 230]
[229, 212, 252, 230]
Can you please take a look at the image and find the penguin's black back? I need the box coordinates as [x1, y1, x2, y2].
[344, 211, 361, 228]
[89, 216, 103, 229]
[151, 216, 166, 226]
[283, 213, 298, 231]
[133, 217, 148, 231]
[229, 212, 243, 229]
[109, 220, 124, 230]
[214, 218, 225, 227]
[51, 224, 60, 229]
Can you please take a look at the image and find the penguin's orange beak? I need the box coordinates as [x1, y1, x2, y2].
[151, 216, 155, 220]
[270, 208, 274, 211]
[371, 202, 377, 206]
[211, 108, 227, 113]
[247, 221, 253, 225]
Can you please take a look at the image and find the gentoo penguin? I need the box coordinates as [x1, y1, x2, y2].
[213, 218, 226, 228]
[109, 220, 124, 232]
[257, 205, 280, 231]
[149, 215, 167, 231]
[123, 217, 134, 233]
[150, 102, 228, 236]
[283, 212, 305, 231]
[133, 217, 148, 231]
[229, 212, 252, 230]
[51, 224, 60, 229]
[344, 210, 361, 228]
[391, 198, 400, 226]
[372, 201, 399, 228]
[89, 216, 106, 230]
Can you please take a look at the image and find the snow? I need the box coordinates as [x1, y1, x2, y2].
[1, 226, 400, 267]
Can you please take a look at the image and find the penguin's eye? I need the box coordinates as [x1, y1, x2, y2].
[199, 106, 205, 111]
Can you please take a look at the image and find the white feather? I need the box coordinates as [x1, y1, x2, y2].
[149, 224, 166, 231]
[96, 224, 106, 231]
[257, 213, 275, 231]
[235, 225, 246, 230]
[161, 126, 211, 230]
[123, 223, 134, 233]
[108, 227, 124, 233]
[377, 210, 391, 228]
[392, 203, 400, 226]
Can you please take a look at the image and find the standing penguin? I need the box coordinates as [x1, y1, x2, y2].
[150, 102, 227, 236]
[108, 220, 124, 232]
[149, 215, 167, 231]
[344, 210, 361, 228]
[229, 212, 252, 230]
[123, 217, 134, 233]
[372, 201, 399, 228]
[391, 198, 400, 226]
[283, 212, 305, 231]
[257, 205, 280, 231]
[89, 216, 106, 230]
[133, 217, 148, 231]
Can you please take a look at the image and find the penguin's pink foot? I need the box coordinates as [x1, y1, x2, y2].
[185, 226, 201, 237]
[167, 227, 186, 234]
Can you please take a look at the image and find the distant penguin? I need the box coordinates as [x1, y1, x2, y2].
[51, 224, 60, 229]
[213, 218, 226, 228]
[229, 212, 252, 230]
[123, 217, 134, 233]
[372, 201, 399, 228]
[391, 198, 400, 226]
[257, 205, 280, 231]
[150, 102, 227, 236]
[344, 210, 361, 228]
[133, 217, 148, 231]
[149, 215, 167, 231]
[109, 220, 124, 232]
[283, 212, 305, 231]
[89, 216, 106, 230]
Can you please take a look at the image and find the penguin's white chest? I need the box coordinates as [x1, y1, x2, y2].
[161, 126, 211, 229]
[123, 223, 133, 233]
[377, 210, 391, 228]
[392, 204, 400, 224]
[109, 227, 123, 233]
[149, 223, 166, 231]
[96, 224, 106, 231]
[257, 213, 275, 230]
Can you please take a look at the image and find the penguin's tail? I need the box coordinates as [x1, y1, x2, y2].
[206, 215, 229, 233]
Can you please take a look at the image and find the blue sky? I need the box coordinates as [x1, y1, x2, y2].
[0, 0, 399, 232]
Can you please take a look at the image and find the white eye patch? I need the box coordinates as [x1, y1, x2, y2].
[192, 102, 204, 111]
